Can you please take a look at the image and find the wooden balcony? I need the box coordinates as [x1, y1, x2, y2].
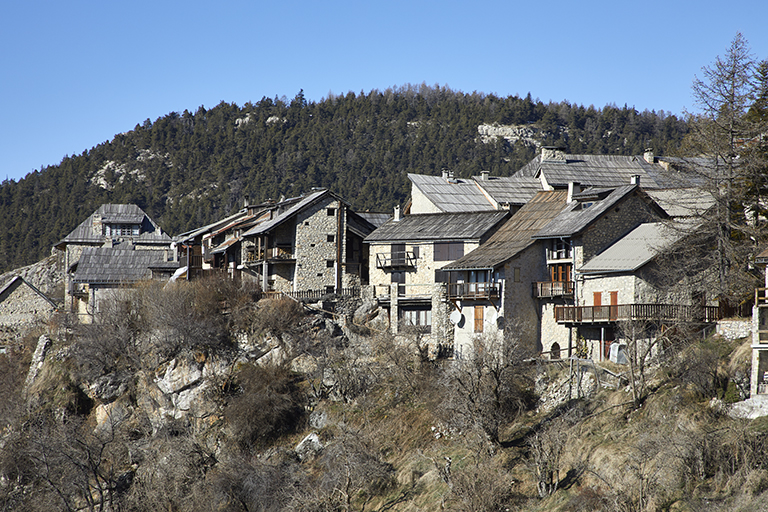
[376, 251, 417, 269]
[555, 303, 722, 324]
[447, 282, 499, 300]
[756, 288, 768, 306]
[533, 281, 574, 298]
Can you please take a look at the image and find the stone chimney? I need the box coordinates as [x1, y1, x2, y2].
[567, 182, 581, 203]
[92, 213, 103, 236]
[541, 146, 567, 163]
[630, 175, 640, 185]
[393, 205, 401, 222]
[643, 149, 654, 163]
[480, 171, 489, 181]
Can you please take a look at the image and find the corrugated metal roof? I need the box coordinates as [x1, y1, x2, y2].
[472, 174, 543, 205]
[408, 174, 496, 212]
[533, 185, 655, 239]
[442, 190, 569, 270]
[73, 247, 178, 284]
[59, 204, 171, 246]
[579, 221, 691, 273]
[365, 211, 509, 243]
[515, 154, 703, 189]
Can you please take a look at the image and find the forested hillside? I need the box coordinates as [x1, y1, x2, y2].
[0, 84, 689, 273]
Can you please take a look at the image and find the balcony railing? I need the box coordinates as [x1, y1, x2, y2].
[532, 281, 574, 298]
[447, 282, 499, 300]
[757, 288, 768, 306]
[376, 251, 417, 269]
[179, 254, 203, 269]
[555, 303, 722, 324]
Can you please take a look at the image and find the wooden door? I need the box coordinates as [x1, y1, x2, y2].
[609, 291, 618, 321]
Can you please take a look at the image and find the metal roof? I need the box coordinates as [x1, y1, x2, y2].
[72, 247, 178, 284]
[357, 212, 391, 228]
[533, 185, 663, 239]
[408, 173, 496, 212]
[58, 204, 171, 247]
[579, 221, 692, 273]
[442, 190, 569, 270]
[645, 188, 715, 218]
[515, 154, 703, 189]
[472, 174, 543, 205]
[365, 211, 509, 243]
[242, 189, 332, 237]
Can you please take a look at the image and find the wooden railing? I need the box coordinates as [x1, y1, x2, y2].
[179, 254, 203, 269]
[376, 251, 417, 268]
[757, 288, 768, 306]
[263, 287, 361, 301]
[532, 281, 574, 298]
[555, 303, 722, 324]
[447, 282, 499, 300]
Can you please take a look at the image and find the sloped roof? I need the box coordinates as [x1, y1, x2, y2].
[243, 189, 334, 237]
[58, 204, 171, 247]
[0, 276, 59, 309]
[365, 211, 509, 243]
[357, 212, 391, 228]
[516, 154, 702, 189]
[442, 190, 569, 270]
[72, 247, 178, 284]
[408, 173, 496, 212]
[579, 221, 692, 273]
[645, 188, 715, 218]
[533, 185, 664, 239]
[472, 174, 543, 205]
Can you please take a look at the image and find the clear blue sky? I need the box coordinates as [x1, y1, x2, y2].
[2, 0, 766, 182]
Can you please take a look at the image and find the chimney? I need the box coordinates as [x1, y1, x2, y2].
[92, 213, 103, 236]
[480, 171, 489, 181]
[567, 182, 581, 203]
[643, 149, 654, 163]
[541, 146, 567, 163]
[441, 169, 449, 179]
[393, 205, 401, 222]
[630, 175, 640, 185]
[244, 194, 249, 208]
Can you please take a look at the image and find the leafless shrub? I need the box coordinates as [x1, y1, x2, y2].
[289, 431, 394, 512]
[440, 330, 537, 445]
[446, 459, 522, 512]
[250, 297, 304, 338]
[224, 364, 306, 452]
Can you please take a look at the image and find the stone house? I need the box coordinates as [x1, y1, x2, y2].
[440, 190, 569, 357]
[69, 247, 179, 323]
[54, 204, 174, 318]
[365, 208, 509, 349]
[173, 199, 273, 280]
[530, 182, 672, 360]
[0, 276, 59, 350]
[239, 189, 377, 295]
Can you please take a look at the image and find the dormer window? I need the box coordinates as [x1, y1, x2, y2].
[105, 224, 140, 237]
[581, 202, 594, 209]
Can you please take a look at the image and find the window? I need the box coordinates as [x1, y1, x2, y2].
[326, 260, 335, 268]
[550, 263, 572, 282]
[400, 307, 431, 332]
[326, 208, 335, 216]
[434, 242, 464, 261]
[513, 267, 521, 282]
[327, 234, 335, 243]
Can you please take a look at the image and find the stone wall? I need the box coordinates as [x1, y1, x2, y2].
[294, 198, 344, 292]
[579, 191, 663, 265]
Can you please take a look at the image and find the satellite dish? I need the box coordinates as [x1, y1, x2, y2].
[449, 310, 463, 325]
[496, 315, 506, 329]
